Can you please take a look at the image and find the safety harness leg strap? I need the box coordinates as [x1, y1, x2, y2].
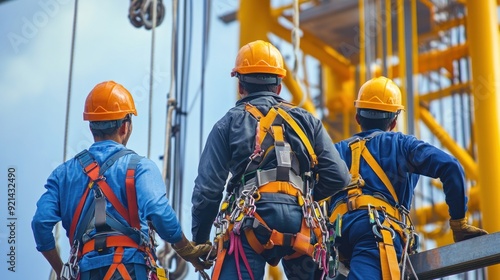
[378, 220, 400, 279]
[103, 247, 132, 280]
[212, 224, 232, 280]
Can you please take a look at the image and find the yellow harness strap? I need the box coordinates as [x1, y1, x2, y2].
[361, 147, 399, 204]
[331, 137, 403, 279]
[349, 140, 364, 184]
[245, 103, 318, 168]
[276, 107, 318, 168]
[378, 219, 401, 279]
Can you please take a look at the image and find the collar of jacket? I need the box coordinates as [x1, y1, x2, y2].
[236, 91, 286, 106]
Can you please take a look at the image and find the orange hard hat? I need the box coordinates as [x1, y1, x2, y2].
[354, 76, 404, 113]
[83, 81, 137, 121]
[231, 40, 286, 78]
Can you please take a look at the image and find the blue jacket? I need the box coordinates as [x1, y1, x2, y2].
[32, 140, 183, 271]
[331, 129, 467, 219]
[191, 92, 350, 244]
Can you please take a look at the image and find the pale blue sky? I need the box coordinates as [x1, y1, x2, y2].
[0, 0, 242, 279]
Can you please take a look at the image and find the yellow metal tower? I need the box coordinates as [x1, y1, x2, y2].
[227, 0, 500, 278]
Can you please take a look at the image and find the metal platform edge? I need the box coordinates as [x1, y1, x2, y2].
[409, 231, 500, 279]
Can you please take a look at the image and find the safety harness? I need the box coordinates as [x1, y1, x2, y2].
[60, 149, 168, 280]
[211, 103, 331, 280]
[329, 132, 418, 279]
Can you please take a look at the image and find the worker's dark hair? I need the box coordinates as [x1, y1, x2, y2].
[90, 114, 131, 138]
[239, 73, 280, 94]
[356, 109, 396, 131]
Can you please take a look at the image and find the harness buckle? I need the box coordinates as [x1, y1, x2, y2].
[263, 239, 274, 249]
[83, 161, 99, 174]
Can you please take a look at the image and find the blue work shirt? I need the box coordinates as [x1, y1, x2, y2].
[32, 140, 183, 271]
[191, 92, 350, 244]
[331, 129, 467, 219]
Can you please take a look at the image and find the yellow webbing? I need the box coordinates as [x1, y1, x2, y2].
[345, 138, 401, 279]
[244, 103, 318, 168]
[276, 107, 318, 168]
[361, 147, 399, 204]
[272, 125, 284, 142]
[378, 219, 401, 279]
[245, 103, 264, 119]
[349, 140, 364, 183]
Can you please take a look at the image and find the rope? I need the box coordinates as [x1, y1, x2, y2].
[147, 0, 158, 159]
[291, 0, 300, 78]
[199, 0, 211, 155]
[51, 1, 78, 279]
[162, 0, 178, 186]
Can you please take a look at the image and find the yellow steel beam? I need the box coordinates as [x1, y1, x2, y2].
[418, 82, 470, 102]
[385, 0, 393, 78]
[359, 0, 366, 83]
[418, 107, 478, 180]
[268, 18, 352, 81]
[419, 17, 465, 44]
[465, 2, 500, 278]
[392, 44, 468, 77]
[238, 0, 316, 116]
[238, 0, 272, 46]
[413, 186, 481, 225]
[282, 61, 318, 115]
[397, 0, 407, 97]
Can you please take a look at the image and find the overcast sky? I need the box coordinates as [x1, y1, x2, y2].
[0, 1, 241, 279]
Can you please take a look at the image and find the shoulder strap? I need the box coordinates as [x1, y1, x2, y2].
[348, 132, 399, 204]
[69, 149, 138, 244]
[125, 155, 142, 229]
[246, 103, 318, 168]
[275, 106, 318, 168]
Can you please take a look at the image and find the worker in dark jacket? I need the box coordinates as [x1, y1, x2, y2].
[328, 76, 487, 279]
[191, 40, 350, 280]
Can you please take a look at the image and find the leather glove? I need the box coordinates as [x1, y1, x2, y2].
[449, 218, 488, 242]
[173, 241, 213, 271]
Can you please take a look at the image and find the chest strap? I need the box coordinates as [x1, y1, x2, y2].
[242, 168, 304, 195]
[245, 103, 318, 168]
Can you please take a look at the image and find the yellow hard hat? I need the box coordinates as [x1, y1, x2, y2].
[231, 40, 286, 78]
[355, 76, 404, 113]
[83, 81, 137, 121]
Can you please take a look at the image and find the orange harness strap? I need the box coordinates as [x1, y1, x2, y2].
[103, 247, 132, 280]
[241, 181, 318, 261]
[81, 235, 144, 256]
[212, 223, 232, 280]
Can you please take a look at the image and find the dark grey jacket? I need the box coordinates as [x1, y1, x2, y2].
[191, 91, 350, 243]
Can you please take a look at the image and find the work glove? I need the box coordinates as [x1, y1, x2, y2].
[449, 218, 488, 242]
[173, 241, 213, 272]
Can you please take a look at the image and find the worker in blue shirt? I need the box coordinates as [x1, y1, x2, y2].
[32, 81, 211, 280]
[327, 76, 487, 279]
[191, 40, 350, 280]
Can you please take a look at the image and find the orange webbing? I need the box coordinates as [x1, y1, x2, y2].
[103, 247, 132, 280]
[69, 185, 91, 244]
[125, 168, 140, 229]
[212, 227, 231, 280]
[257, 181, 302, 196]
[81, 235, 143, 256]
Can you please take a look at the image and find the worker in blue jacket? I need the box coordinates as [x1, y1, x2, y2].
[32, 81, 211, 280]
[191, 40, 350, 280]
[327, 76, 487, 279]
